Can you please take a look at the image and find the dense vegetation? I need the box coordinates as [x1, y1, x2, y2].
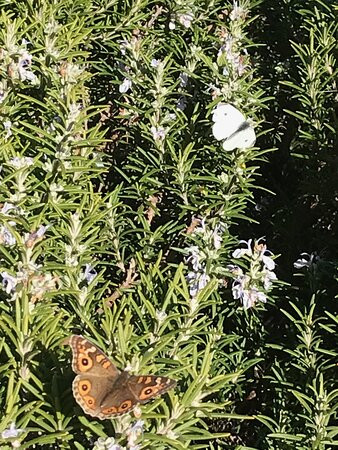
[0, 0, 337, 448]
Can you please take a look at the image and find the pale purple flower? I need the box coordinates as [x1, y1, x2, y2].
[18, 50, 36, 82]
[3, 120, 12, 138]
[262, 251, 275, 271]
[212, 228, 222, 249]
[194, 218, 206, 234]
[187, 271, 210, 298]
[242, 287, 267, 309]
[179, 72, 188, 87]
[255, 239, 275, 270]
[36, 225, 49, 238]
[177, 96, 187, 111]
[1, 272, 18, 294]
[232, 239, 275, 270]
[178, 12, 194, 28]
[263, 270, 277, 290]
[232, 275, 267, 308]
[83, 264, 97, 283]
[1, 422, 24, 439]
[119, 78, 132, 93]
[218, 36, 236, 60]
[25, 224, 50, 246]
[151, 58, 160, 67]
[232, 274, 249, 300]
[151, 126, 166, 141]
[119, 39, 130, 55]
[1, 203, 16, 215]
[185, 246, 202, 271]
[230, 1, 247, 21]
[130, 420, 144, 433]
[227, 264, 243, 277]
[232, 239, 253, 258]
[0, 225, 16, 246]
[126, 420, 144, 447]
[93, 437, 122, 450]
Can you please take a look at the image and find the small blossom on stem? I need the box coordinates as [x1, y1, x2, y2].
[8, 156, 33, 169]
[0, 225, 16, 246]
[126, 420, 144, 448]
[156, 310, 167, 324]
[93, 437, 122, 450]
[3, 120, 12, 138]
[177, 96, 187, 111]
[263, 269, 277, 290]
[150, 58, 160, 67]
[179, 72, 188, 87]
[1, 203, 22, 215]
[150, 126, 166, 141]
[119, 78, 132, 93]
[178, 12, 194, 28]
[229, 238, 277, 308]
[25, 224, 50, 248]
[83, 264, 97, 283]
[187, 271, 210, 298]
[1, 423, 24, 439]
[230, 1, 247, 21]
[232, 273, 267, 308]
[232, 239, 253, 258]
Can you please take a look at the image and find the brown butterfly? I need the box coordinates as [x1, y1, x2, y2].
[64, 335, 176, 419]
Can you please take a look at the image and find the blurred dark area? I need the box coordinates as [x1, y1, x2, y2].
[242, 0, 337, 289]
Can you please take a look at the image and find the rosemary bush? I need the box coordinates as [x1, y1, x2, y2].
[0, 0, 337, 449]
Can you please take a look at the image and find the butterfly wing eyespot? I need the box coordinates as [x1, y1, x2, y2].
[78, 379, 92, 395]
[84, 395, 96, 408]
[101, 406, 118, 415]
[101, 400, 134, 417]
[78, 353, 93, 371]
[140, 386, 158, 400]
[118, 400, 133, 413]
[131, 375, 177, 403]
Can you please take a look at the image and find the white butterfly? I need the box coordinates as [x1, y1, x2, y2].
[212, 103, 256, 151]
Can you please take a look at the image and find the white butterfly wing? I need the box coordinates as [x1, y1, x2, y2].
[222, 126, 256, 151]
[212, 104, 246, 141]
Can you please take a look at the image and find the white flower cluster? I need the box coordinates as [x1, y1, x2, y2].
[229, 1, 248, 22]
[0, 39, 37, 86]
[186, 245, 210, 299]
[229, 239, 277, 309]
[1, 263, 58, 303]
[92, 420, 144, 450]
[169, 11, 194, 30]
[185, 219, 224, 300]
